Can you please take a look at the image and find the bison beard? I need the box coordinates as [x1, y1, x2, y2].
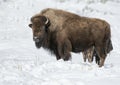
[28, 8, 113, 67]
[35, 42, 42, 48]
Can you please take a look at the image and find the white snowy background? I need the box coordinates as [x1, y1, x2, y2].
[0, 0, 120, 85]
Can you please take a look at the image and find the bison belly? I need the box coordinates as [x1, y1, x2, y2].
[71, 39, 94, 53]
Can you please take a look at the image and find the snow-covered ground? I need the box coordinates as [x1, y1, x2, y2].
[0, 0, 120, 85]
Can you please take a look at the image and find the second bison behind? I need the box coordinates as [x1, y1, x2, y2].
[28, 8, 113, 67]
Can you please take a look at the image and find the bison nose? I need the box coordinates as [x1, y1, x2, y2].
[33, 37, 40, 42]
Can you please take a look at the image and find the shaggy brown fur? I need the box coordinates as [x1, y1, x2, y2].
[82, 47, 94, 63]
[82, 38, 113, 65]
[28, 8, 113, 67]
[82, 47, 100, 64]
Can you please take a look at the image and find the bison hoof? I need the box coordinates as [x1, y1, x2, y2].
[99, 63, 104, 67]
[63, 56, 71, 61]
[56, 57, 61, 60]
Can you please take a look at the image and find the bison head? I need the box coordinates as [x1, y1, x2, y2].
[28, 15, 50, 48]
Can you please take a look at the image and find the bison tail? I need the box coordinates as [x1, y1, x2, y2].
[104, 24, 113, 54]
[106, 39, 113, 53]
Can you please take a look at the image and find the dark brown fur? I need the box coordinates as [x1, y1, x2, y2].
[28, 8, 113, 67]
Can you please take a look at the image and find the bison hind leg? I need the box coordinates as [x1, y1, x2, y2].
[95, 55, 100, 65]
[82, 47, 94, 63]
[88, 52, 94, 63]
[82, 52, 87, 62]
[93, 49, 100, 65]
[95, 46, 107, 67]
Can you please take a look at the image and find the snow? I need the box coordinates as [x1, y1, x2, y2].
[0, 0, 120, 85]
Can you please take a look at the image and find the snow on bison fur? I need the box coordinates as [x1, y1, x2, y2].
[28, 8, 113, 67]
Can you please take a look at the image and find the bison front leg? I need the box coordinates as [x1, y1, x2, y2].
[57, 40, 72, 61]
[56, 54, 61, 60]
[54, 50, 61, 60]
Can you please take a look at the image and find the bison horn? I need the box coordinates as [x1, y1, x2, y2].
[45, 17, 49, 25]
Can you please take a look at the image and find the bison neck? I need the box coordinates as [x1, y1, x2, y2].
[42, 31, 57, 54]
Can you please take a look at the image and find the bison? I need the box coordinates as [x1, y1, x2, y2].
[28, 8, 113, 67]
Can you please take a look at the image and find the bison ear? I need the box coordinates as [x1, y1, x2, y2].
[28, 24, 32, 28]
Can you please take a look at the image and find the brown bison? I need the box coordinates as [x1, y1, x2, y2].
[28, 8, 113, 67]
